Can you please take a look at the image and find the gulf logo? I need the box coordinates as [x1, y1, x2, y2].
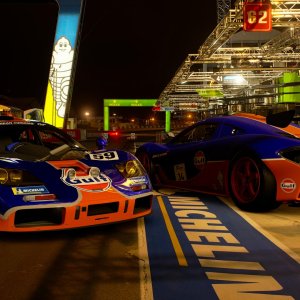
[280, 178, 296, 193]
[194, 151, 206, 170]
[61, 169, 111, 192]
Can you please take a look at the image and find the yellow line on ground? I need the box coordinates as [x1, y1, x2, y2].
[157, 195, 188, 267]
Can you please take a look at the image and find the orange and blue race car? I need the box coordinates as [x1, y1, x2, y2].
[136, 110, 300, 211]
[0, 115, 152, 232]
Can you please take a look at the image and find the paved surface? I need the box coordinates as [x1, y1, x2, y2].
[147, 191, 300, 299]
[1, 137, 300, 300]
[0, 221, 142, 300]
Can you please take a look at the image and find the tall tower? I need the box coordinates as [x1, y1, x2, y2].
[217, 0, 231, 23]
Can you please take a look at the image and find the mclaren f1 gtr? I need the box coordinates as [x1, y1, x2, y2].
[0, 115, 152, 232]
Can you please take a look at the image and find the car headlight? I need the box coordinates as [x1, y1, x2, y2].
[0, 168, 22, 185]
[89, 167, 100, 178]
[9, 169, 23, 184]
[0, 169, 8, 184]
[0, 168, 42, 186]
[66, 168, 76, 180]
[116, 160, 144, 178]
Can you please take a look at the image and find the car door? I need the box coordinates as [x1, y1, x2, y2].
[155, 122, 224, 193]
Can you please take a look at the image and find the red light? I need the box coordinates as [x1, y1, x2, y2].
[109, 131, 120, 137]
[152, 106, 161, 111]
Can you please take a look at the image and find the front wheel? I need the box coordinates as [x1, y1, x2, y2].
[229, 155, 280, 211]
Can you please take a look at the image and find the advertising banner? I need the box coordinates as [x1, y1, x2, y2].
[44, 0, 85, 128]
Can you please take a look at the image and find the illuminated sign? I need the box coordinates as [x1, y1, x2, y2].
[196, 89, 223, 98]
[243, 0, 272, 32]
[104, 99, 157, 107]
[44, 0, 85, 128]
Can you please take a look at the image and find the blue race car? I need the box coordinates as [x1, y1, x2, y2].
[136, 110, 300, 211]
[0, 114, 152, 232]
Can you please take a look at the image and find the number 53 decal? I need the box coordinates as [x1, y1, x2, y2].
[243, 1, 272, 32]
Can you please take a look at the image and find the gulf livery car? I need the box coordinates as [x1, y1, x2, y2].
[136, 110, 300, 211]
[0, 115, 152, 232]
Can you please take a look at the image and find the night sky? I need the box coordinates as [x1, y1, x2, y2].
[0, 0, 219, 119]
[71, 0, 218, 118]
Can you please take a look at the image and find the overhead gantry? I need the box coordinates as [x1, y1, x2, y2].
[157, 0, 300, 116]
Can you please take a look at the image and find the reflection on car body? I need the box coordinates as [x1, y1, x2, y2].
[136, 110, 300, 211]
[0, 115, 152, 232]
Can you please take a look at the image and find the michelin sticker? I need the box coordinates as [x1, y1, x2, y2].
[12, 186, 49, 195]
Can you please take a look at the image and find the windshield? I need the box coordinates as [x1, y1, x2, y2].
[0, 122, 86, 160]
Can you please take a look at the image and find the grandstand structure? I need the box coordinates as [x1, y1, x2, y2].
[157, 0, 300, 117]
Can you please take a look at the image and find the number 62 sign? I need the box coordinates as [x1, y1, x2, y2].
[243, 0, 272, 32]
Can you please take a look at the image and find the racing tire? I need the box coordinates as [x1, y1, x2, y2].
[136, 150, 157, 185]
[229, 154, 280, 212]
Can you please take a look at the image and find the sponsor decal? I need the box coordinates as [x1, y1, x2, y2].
[129, 176, 147, 184]
[0, 157, 22, 163]
[145, 195, 300, 299]
[12, 186, 49, 195]
[281, 178, 296, 193]
[194, 151, 206, 170]
[122, 176, 148, 188]
[0, 121, 29, 125]
[153, 152, 168, 159]
[61, 168, 111, 192]
[174, 163, 187, 181]
[89, 151, 119, 161]
[217, 171, 224, 190]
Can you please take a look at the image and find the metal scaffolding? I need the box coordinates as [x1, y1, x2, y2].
[158, 0, 300, 116]
[217, 0, 232, 23]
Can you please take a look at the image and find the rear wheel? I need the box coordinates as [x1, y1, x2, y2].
[229, 154, 280, 211]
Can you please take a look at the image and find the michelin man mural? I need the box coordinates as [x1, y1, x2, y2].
[49, 37, 74, 118]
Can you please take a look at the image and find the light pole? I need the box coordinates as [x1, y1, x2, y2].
[85, 111, 90, 127]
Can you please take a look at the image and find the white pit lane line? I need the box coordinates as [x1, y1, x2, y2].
[219, 196, 300, 264]
[138, 218, 154, 300]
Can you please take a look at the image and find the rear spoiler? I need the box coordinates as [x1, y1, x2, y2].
[266, 109, 296, 128]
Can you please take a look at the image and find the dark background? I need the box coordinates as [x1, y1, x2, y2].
[72, 0, 218, 118]
[0, 0, 219, 118]
[0, 0, 58, 108]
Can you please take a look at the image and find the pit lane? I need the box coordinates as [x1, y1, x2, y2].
[1, 135, 300, 299]
[0, 190, 300, 300]
[143, 190, 300, 299]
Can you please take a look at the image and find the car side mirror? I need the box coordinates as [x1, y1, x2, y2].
[96, 136, 108, 150]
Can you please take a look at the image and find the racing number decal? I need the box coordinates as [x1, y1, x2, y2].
[243, 1, 272, 32]
[246, 9, 267, 25]
[89, 151, 119, 161]
[174, 163, 187, 181]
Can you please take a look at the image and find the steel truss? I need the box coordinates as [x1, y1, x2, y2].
[158, 0, 300, 115]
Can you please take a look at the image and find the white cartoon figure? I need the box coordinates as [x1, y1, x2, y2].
[49, 37, 74, 117]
